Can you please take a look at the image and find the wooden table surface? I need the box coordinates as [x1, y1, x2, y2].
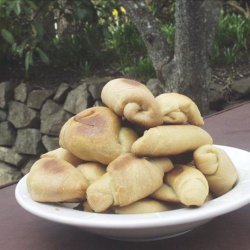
[1, 101, 250, 250]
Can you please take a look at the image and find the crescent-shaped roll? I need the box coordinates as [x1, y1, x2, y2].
[193, 145, 238, 196]
[156, 93, 204, 126]
[26, 158, 88, 202]
[41, 147, 83, 166]
[151, 183, 179, 203]
[113, 199, 171, 214]
[86, 153, 174, 212]
[131, 125, 213, 157]
[101, 78, 163, 127]
[166, 165, 209, 206]
[77, 162, 106, 185]
[59, 106, 138, 164]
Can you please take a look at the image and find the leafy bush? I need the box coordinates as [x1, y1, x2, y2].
[103, 5, 154, 79]
[106, 22, 146, 65]
[0, 0, 249, 80]
[0, 0, 107, 74]
[213, 12, 250, 65]
[0, 0, 53, 72]
[121, 57, 155, 81]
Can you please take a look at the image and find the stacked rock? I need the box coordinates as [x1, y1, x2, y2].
[0, 76, 113, 186]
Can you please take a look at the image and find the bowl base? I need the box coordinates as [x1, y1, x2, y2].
[104, 229, 192, 242]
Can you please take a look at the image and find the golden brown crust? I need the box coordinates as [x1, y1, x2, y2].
[113, 199, 171, 214]
[193, 145, 238, 196]
[156, 93, 204, 126]
[74, 108, 108, 135]
[77, 162, 106, 184]
[59, 106, 138, 164]
[27, 158, 88, 202]
[131, 125, 213, 157]
[151, 183, 179, 203]
[41, 148, 83, 166]
[101, 78, 163, 127]
[87, 153, 172, 212]
[118, 127, 139, 153]
[166, 165, 209, 206]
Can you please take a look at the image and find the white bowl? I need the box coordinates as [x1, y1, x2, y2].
[15, 145, 250, 241]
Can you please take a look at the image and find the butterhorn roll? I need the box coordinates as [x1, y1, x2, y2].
[156, 93, 204, 126]
[101, 78, 163, 127]
[132, 125, 213, 157]
[166, 165, 209, 206]
[113, 199, 171, 214]
[193, 145, 238, 196]
[86, 153, 173, 212]
[77, 162, 106, 185]
[151, 183, 179, 203]
[59, 106, 138, 164]
[27, 158, 88, 202]
[41, 147, 83, 166]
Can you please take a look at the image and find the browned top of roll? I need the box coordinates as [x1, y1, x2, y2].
[59, 106, 122, 164]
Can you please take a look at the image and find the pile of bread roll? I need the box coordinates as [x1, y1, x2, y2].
[26, 78, 238, 214]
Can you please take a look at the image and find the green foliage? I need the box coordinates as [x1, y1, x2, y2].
[0, 0, 106, 74]
[0, 0, 249, 80]
[161, 23, 175, 49]
[148, 0, 175, 23]
[121, 57, 155, 81]
[105, 19, 157, 79]
[106, 22, 146, 65]
[213, 12, 250, 65]
[1, 29, 15, 44]
[0, 0, 54, 73]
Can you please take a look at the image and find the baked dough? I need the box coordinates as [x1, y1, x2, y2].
[132, 125, 213, 156]
[77, 162, 106, 184]
[193, 145, 238, 195]
[151, 183, 179, 203]
[113, 199, 171, 214]
[86, 153, 173, 212]
[59, 106, 138, 164]
[27, 158, 88, 202]
[156, 93, 204, 126]
[101, 78, 163, 127]
[41, 147, 83, 166]
[166, 165, 209, 206]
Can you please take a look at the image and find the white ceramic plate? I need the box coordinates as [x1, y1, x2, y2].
[15, 145, 250, 241]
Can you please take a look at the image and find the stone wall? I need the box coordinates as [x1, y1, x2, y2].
[0, 76, 113, 186]
[1, 75, 250, 186]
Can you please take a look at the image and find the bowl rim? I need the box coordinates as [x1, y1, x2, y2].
[15, 145, 250, 229]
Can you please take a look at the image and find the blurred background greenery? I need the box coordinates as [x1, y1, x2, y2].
[0, 0, 249, 81]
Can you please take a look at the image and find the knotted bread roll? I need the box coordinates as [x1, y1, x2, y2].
[156, 93, 204, 126]
[193, 145, 238, 196]
[86, 153, 173, 212]
[166, 165, 209, 206]
[59, 106, 138, 164]
[132, 125, 213, 157]
[41, 147, 83, 166]
[27, 158, 88, 202]
[113, 199, 171, 214]
[101, 78, 163, 127]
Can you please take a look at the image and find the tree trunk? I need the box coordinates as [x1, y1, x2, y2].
[119, 0, 222, 114]
[118, 0, 173, 77]
[162, 0, 222, 114]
